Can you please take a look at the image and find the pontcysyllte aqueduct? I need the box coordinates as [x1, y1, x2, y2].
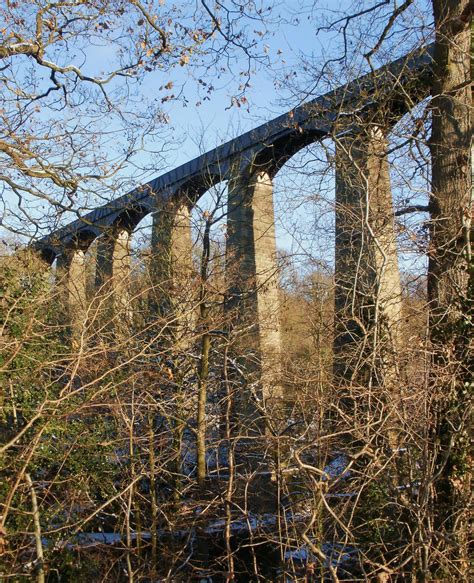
[35, 46, 433, 429]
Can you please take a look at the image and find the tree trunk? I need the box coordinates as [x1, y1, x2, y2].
[429, 0, 471, 576]
[197, 218, 212, 491]
[25, 474, 45, 583]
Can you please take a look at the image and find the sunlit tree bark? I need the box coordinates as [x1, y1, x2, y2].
[429, 0, 472, 575]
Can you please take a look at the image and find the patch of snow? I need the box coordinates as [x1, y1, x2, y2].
[323, 455, 350, 480]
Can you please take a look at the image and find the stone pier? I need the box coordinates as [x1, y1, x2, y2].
[334, 126, 402, 390]
[57, 248, 87, 347]
[226, 166, 283, 432]
[150, 199, 196, 346]
[95, 227, 133, 331]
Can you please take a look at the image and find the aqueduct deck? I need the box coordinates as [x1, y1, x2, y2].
[37, 46, 432, 257]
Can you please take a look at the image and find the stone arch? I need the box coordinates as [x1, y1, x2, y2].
[37, 245, 59, 265]
[191, 176, 229, 311]
[271, 138, 336, 375]
[248, 128, 327, 180]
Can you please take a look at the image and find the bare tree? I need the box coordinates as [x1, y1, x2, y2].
[428, 0, 471, 576]
[0, 0, 272, 237]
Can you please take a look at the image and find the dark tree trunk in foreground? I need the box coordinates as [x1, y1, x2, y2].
[429, 0, 471, 576]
